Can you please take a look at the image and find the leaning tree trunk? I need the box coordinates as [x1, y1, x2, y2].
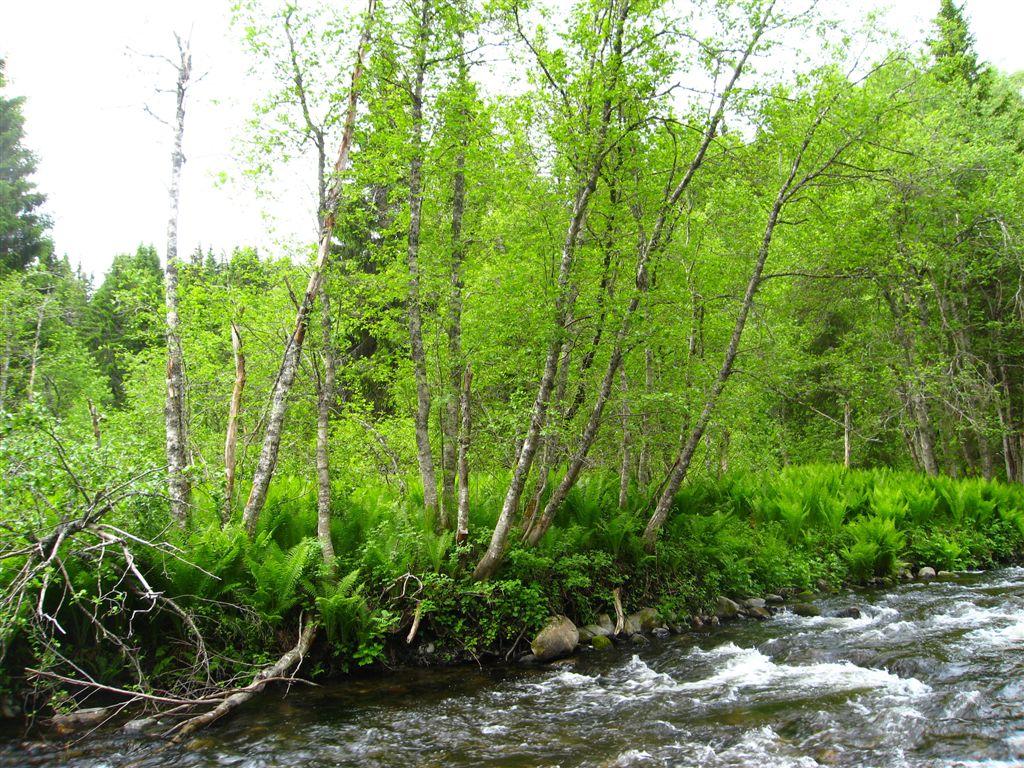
[643, 103, 834, 549]
[405, 0, 440, 522]
[522, 13, 770, 547]
[242, 0, 378, 535]
[164, 35, 192, 527]
[472, 0, 631, 579]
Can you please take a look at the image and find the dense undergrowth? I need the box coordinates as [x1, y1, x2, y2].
[3, 459, 1024, 714]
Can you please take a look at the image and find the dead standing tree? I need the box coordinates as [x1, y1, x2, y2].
[138, 33, 194, 527]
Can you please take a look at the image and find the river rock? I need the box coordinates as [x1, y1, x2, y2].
[918, 566, 937, 579]
[580, 624, 612, 643]
[652, 627, 670, 639]
[938, 570, 955, 578]
[591, 635, 613, 651]
[669, 623, 686, 635]
[691, 616, 705, 629]
[123, 717, 157, 734]
[516, 653, 539, 666]
[744, 598, 767, 610]
[791, 603, 821, 618]
[747, 606, 772, 620]
[633, 607, 663, 633]
[766, 594, 784, 604]
[816, 579, 831, 592]
[716, 596, 741, 620]
[709, 615, 720, 626]
[51, 707, 112, 732]
[531, 615, 579, 661]
[630, 633, 650, 647]
[597, 614, 615, 633]
[833, 606, 861, 619]
[623, 614, 643, 636]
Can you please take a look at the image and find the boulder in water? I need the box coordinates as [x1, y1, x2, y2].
[597, 614, 614, 633]
[833, 606, 861, 619]
[652, 627, 670, 639]
[630, 633, 650, 647]
[531, 615, 579, 661]
[744, 598, 767, 610]
[716, 596, 741, 620]
[937, 570, 955, 578]
[621, 613, 643, 636]
[633, 607, 663, 633]
[791, 603, 821, 617]
[918, 566, 937, 579]
[591, 635, 613, 651]
[580, 624, 612, 642]
[766, 594, 784, 604]
[747, 606, 772, 620]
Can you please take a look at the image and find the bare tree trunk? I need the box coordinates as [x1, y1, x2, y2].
[618, 367, 630, 510]
[316, 287, 337, 565]
[406, 0, 440, 522]
[843, 401, 852, 468]
[164, 35, 192, 527]
[224, 322, 245, 522]
[242, 0, 377, 535]
[643, 105, 834, 549]
[456, 362, 472, 545]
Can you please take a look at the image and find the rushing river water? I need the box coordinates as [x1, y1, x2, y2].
[6, 567, 1024, 768]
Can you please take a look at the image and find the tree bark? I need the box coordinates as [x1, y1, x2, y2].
[224, 322, 245, 523]
[618, 367, 630, 510]
[316, 286, 337, 565]
[164, 34, 192, 527]
[843, 401, 852, 468]
[456, 362, 472, 545]
[242, 0, 377, 535]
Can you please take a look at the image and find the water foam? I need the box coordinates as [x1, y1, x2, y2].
[683, 643, 930, 700]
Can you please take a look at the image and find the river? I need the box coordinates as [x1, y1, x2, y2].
[6, 567, 1024, 767]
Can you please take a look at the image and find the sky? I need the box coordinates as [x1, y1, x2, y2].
[2, 1, 1023, 280]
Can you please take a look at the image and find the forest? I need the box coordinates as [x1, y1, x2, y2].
[2, 0, 1024, 736]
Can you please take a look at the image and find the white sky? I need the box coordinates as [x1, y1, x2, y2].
[2, 1, 1023, 280]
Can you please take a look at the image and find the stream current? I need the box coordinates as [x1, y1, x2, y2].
[6, 567, 1024, 767]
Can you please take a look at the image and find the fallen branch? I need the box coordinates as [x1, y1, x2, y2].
[170, 620, 318, 740]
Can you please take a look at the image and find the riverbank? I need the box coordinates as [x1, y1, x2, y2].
[8, 566, 1024, 766]
[3, 464, 1023, 729]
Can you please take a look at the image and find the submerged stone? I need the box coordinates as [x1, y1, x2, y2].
[791, 603, 821, 617]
